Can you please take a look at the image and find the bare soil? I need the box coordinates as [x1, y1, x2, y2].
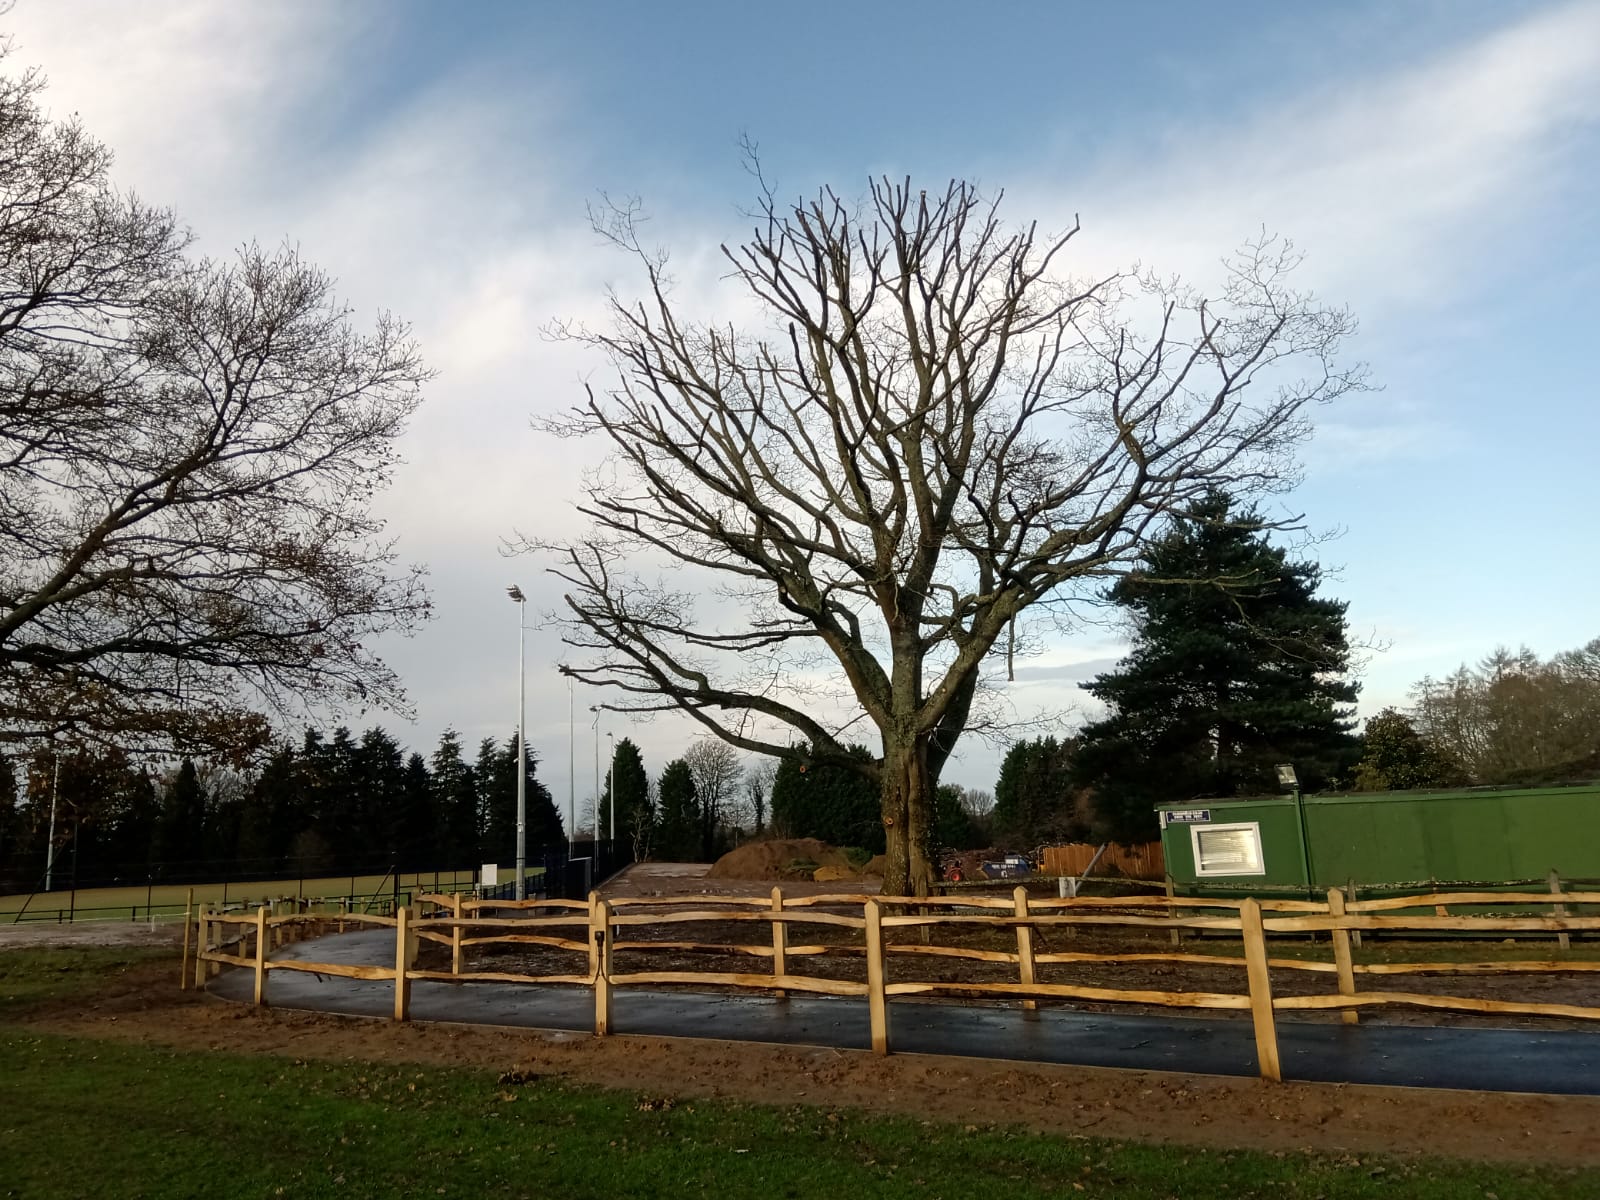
[6, 864, 1600, 1169]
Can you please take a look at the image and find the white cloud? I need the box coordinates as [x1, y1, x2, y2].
[7, 1, 1597, 797]
[989, 0, 1600, 338]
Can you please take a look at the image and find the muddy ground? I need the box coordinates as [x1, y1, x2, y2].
[4, 864, 1600, 1169]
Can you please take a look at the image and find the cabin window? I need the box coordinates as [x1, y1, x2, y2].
[1191, 822, 1265, 877]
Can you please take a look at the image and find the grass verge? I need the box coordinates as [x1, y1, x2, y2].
[0, 949, 1593, 1199]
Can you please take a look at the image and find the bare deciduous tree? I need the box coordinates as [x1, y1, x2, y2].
[531, 174, 1359, 894]
[1411, 641, 1600, 782]
[744, 757, 778, 835]
[0, 65, 431, 756]
[683, 737, 742, 857]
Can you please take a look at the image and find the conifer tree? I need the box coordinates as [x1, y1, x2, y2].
[991, 737, 1082, 847]
[1075, 492, 1358, 841]
[768, 745, 883, 852]
[430, 731, 479, 869]
[605, 738, 653, 859]
[654, 759, 699, 861]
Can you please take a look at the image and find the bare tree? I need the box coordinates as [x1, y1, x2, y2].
[959, 788, 995, 819]
[0, 65, 431, 756]
[744, 756, 778, 835]
[683, 737, 742, 857]
[1411, 641, 1600, 782]
[531, 174, 1359, 894]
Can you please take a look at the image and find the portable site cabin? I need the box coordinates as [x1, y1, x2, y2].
[1156, 782, 1600, 897]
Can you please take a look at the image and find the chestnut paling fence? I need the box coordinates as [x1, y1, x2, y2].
[186, 886, 1600, 1081]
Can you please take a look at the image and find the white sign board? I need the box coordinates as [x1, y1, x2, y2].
[480, 863, 499, 886]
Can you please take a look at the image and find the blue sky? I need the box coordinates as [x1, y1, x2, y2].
[8, 1, 1598, 809]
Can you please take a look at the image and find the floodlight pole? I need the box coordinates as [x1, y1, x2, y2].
[508, 586, 527, 901]
[590, 706, 601, 846]
[44, 754, 60, 892]
[567, 676, 575, 858]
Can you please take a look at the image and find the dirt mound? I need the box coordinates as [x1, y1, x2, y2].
[708, 839, 859, 881]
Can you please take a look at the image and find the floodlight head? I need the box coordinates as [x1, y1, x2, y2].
[507, 585, 526, 603]
[1275, 763, 1299, 789]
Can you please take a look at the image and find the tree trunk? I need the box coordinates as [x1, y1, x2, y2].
[879, 738, 936, 897]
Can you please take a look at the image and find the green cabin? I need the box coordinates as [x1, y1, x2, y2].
[1156, 783, 1600, 897]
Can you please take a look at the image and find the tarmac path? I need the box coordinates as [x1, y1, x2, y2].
[208, 925, 1600, 1096]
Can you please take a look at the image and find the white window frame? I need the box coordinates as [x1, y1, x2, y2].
[1190, 821, 1266, 878]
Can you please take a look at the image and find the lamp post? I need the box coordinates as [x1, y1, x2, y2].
[507, 585, 527, 901]
[589, 706, 601, 846]
[44, 754, 59, 892]
[567, 676, 575, 858]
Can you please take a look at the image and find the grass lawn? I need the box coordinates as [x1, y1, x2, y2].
[0, 869, 500, 922]
[1, 949, 1594, 1199]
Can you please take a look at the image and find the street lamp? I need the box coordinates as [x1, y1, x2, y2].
[588, 706, 607, 846]
[567, 676, 575, 858]
[507, 585, 527, 901]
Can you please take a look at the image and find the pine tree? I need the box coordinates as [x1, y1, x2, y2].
[430, 731, 479, 869]
[396, 752, 435, 871]
[353, 728, 407, 868]
[654, 759, 699, 861]
[931, 783, 981, 853]
[1075, 492, 1358, 841]
[606, 738, 652, 859]
[991, 737, 1082, 848]
[475, 736, 516, 866]
[156, 758, 208, 870]
[768, 745, 883, 852]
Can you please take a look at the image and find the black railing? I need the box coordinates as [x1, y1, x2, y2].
[3, 840, 636, 924]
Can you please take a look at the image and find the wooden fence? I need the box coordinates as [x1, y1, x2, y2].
[1038, 842, 1165, 880]
[188, 885, 1600, 1081]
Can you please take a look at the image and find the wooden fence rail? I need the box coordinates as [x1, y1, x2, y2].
[189, 883, 1600, 1082]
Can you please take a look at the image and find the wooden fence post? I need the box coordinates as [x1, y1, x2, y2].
[1550, 869, 1571, 953]
[591, 896, 613, 1037]
[1165, 875, 1181, 946]
[771, 886, 788, 998]
[451, 893, 464, 976]
[865, 899, 889, 1055]
[1013, 886, 1037, 1012]
[1326, 887, 1359, 1026]
[180, 889, 194, 990]
[193, 908, 209, 990]
[393, 906, 416, 1022]
[1239, 897, 1282, 1082]
[253, 906, 269, 1007]
[1348, 878, 1362, 949]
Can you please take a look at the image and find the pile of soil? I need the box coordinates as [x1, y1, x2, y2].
[708, 838, 876, 882]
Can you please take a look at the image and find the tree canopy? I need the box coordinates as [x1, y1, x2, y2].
[1410, 642, 1600, 784]
[0, 62, 430, 757]
[604, 737, 653, 859]
[769, 744, 883, 853]
[653, 758, 699, 861]
[991, 736, 1084, 848]
[1074, 492, 1358, 840]
[1350, 708, 1465, 792]
[531, 172, 1359, 894]
[0, 724, 566, 893]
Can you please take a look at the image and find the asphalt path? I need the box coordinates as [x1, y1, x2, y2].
[208, 927, 1600, 1096]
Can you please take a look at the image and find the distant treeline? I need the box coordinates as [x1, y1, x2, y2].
[0, 728, 564, 895]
